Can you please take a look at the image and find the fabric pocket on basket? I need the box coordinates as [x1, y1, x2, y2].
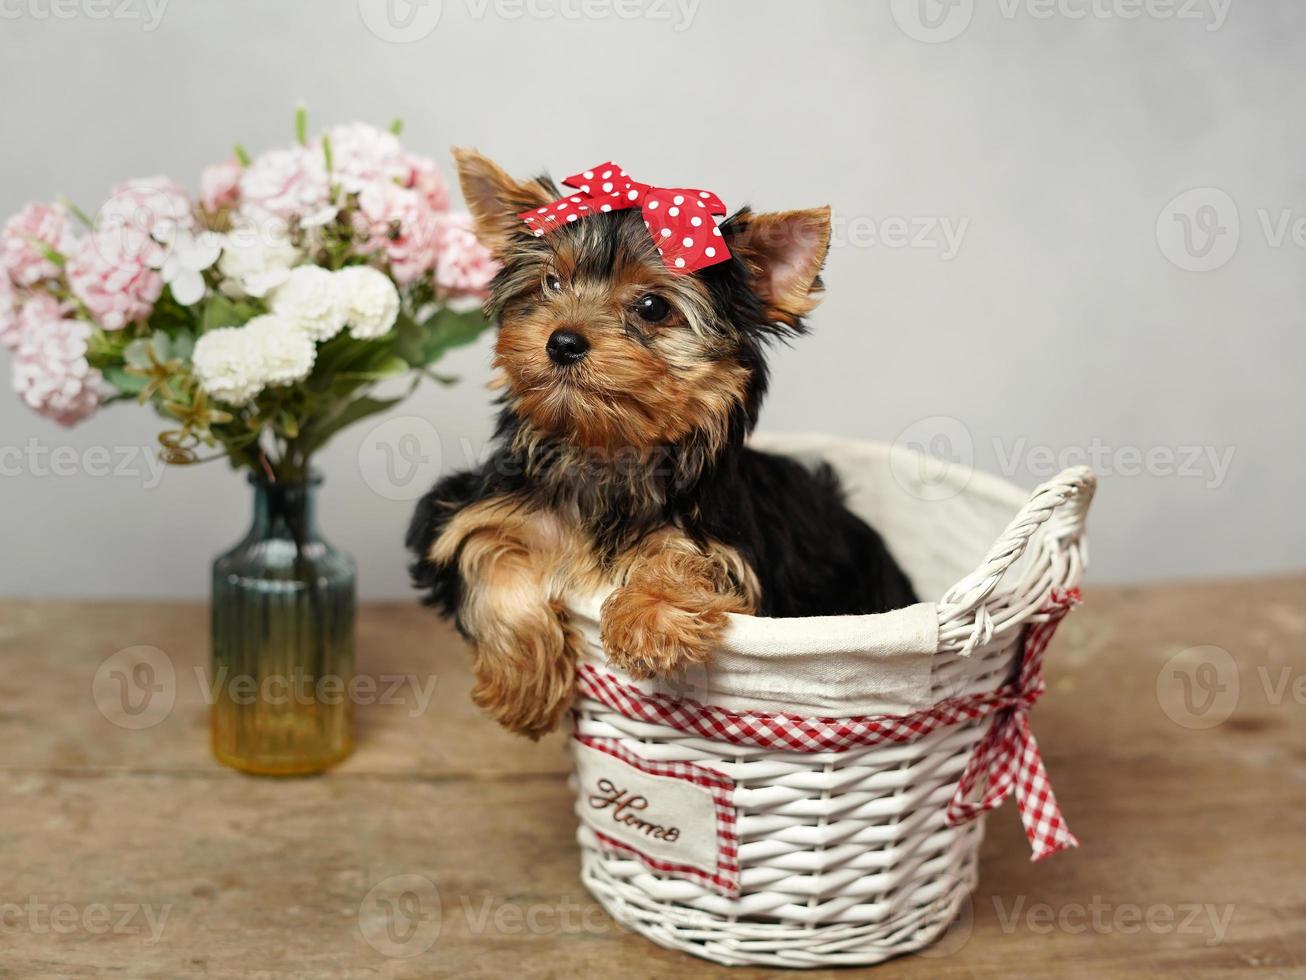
[573, 736, 740, 897]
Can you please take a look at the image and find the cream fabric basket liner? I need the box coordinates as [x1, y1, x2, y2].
[565, 434, 1095, 968]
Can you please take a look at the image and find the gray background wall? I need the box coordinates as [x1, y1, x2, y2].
[1, 0, 1302, 598]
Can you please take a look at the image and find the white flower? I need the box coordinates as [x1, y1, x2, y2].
[217, 221, 300, 298]
[269, 265, 348, 342]
[243, 314, 316, 386]
[337, 265, 400, 339]
[192, 327, 262, 406]
[151, 227, 222, 306]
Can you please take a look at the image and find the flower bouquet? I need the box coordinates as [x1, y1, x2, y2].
[0, 109, 498, 773]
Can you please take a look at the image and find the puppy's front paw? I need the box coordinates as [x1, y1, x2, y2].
[599, 584, 735, 680]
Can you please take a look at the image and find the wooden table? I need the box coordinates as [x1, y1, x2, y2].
[2, 578, 1304, 978]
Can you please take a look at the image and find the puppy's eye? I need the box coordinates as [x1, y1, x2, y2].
[632, 293, 670, 323]
[545, 273, 563, 292]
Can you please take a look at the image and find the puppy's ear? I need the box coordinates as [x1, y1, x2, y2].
[728, 206, 832, 328]
[452, 148, 556, 258]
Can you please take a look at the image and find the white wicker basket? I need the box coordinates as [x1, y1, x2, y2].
[564, 434, 1095, 968]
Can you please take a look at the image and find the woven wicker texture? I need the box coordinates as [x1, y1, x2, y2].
[568, 436, 1095, 968]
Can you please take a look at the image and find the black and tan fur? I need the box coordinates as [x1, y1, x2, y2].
[407, 150, 916, 738]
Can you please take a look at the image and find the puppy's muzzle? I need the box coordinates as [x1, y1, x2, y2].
[546, 329, 590, 366]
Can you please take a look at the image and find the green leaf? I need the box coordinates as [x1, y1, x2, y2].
[104, 366, 149, 395]
[61, 198, 94, 229]
[123, 338, 153, 370]
[23, 234, 66, 268]
[298, 395, 402, 456]
[233, 143, 252, 167]
[332, 355, 410, 383]
[149, 331, 172, 362]
[423, 308, 492, 362]
[322, 133, 334, 175]
[295, 105, 308, 146]
[172, 330, 195, 362]
[392, 312, 427, 367]
[201, 294, 245, 332]
[389, 117, 404, 136]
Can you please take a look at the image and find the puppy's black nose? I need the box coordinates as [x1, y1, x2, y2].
[546, 329, 590, 365]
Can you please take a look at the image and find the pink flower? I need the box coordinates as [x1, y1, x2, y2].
[98, 176, 195, 239]
[353, 183, 440, 285]
[0, 274, 20, 351]
[434, 212, 499, 300]
[325, 122, 405, 194]
[200, 159, 243, 213]
[10, 294, 101, 426]
[240, 146, 332, 223]
[403, 153, 450, 212]
[66, 233, 163, 331]
[1, 203, 78, 287]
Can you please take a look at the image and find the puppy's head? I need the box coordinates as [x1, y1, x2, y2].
[454, 149, 831, 458]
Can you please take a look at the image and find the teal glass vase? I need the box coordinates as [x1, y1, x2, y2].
[210, 475, 356, 775]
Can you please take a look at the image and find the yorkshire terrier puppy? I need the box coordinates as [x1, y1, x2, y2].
[407, 150, 916, 738]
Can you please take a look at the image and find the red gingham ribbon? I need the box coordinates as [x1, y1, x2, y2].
[575, 588, 1081, 863]
[945, 589, 1081, 861]
[518, 162, 732, 273]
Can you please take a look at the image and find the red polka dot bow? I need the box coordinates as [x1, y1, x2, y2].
[518, 162, 732, 274]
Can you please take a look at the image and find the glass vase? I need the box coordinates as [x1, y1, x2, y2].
[210, 474, 356, 775]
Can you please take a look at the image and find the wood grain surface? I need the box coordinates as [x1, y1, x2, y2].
[1, 578, 1304, 978]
